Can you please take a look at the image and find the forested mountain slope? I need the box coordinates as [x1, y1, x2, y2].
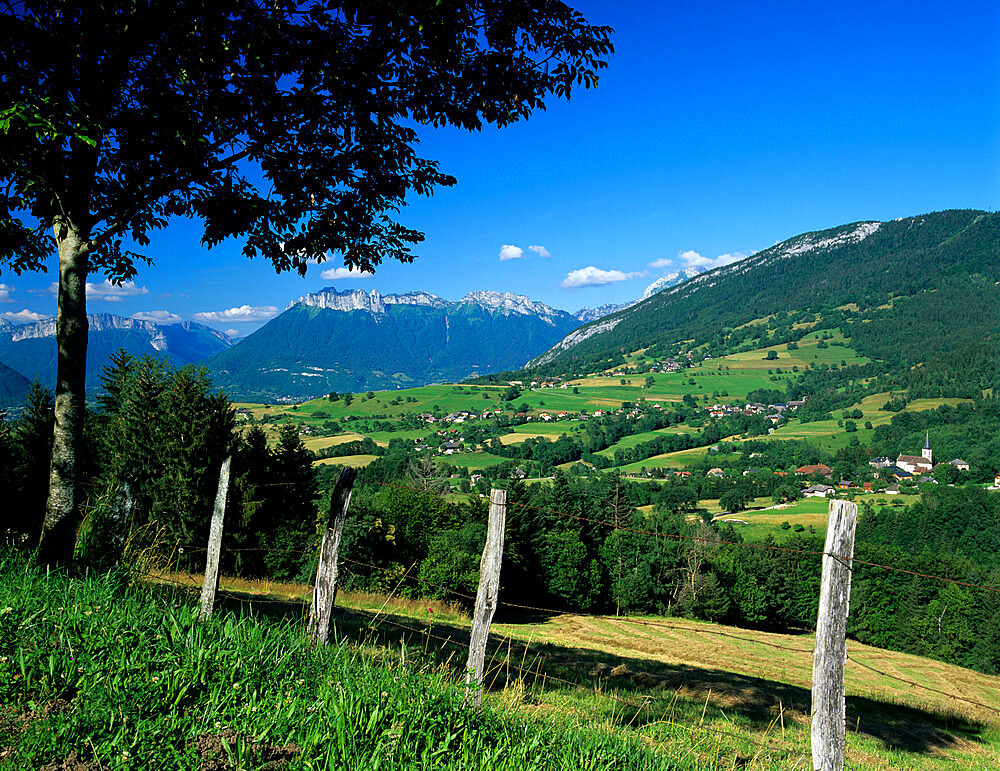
[530, 210, 1000, 372]
[0, 360, 31, 408]
[205, 289, 583, 402]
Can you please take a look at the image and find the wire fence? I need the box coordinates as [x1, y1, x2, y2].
[138, 472, 1000, 745]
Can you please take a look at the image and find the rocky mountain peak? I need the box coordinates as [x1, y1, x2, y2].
[640, 266, 705, 301]
[459, 291, 561, 318]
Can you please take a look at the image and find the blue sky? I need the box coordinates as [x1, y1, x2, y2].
[2, 0, 998, 335]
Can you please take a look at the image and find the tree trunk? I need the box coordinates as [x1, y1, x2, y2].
[36, 218, 89, 566]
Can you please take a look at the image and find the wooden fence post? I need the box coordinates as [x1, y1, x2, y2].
[811, 498, 858, 771]
[198, 456, 231, 620]
[466, 487, 507, 708]
[307, 466, 357, 644]
[108, 480, 133, 560]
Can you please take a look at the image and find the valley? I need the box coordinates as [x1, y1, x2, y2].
[7, 210, 1000, 770]
[5, 4, 996, 767]
[231, 314, 977, 544]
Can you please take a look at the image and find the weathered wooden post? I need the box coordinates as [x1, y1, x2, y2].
[198, 456, 231, 620]
[108, 480, 133, 561]
[465, 487, 507, 708]
[307, 467, 358, 643]
[811, 498, 858, 771]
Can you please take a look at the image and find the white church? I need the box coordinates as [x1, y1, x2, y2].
[895, 433, 934, 475]
[895, 433, 970, 475]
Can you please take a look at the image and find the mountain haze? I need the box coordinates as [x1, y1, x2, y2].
[0, 360, 31, 408]
[0, 314, 232, 392]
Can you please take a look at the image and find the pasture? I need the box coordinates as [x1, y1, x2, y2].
[7, 557, 993, 770]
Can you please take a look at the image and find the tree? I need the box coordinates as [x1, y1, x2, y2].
[11, 381, 54, 542]
[89, 354, 234, 563]
[501, 384, 522, 402]
[407, 452, 449, 493]
[1, 1, 613, 564]
[262, 423, 318, 580]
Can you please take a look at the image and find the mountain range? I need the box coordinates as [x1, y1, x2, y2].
[6, 211, 999, 407]
[203, 289, 585, 401]
[0, 267, 706, 406]
[0, 314, 232, 402]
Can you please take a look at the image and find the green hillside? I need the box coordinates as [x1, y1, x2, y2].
[9, 555, 1000, 770]
[528, 210, 1000, 379]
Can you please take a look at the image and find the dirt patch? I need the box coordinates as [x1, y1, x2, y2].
[191, 729, 299, 770]
[38, 752, 99, 771]
[1, 700, 89, 769]
[0, 698, 74, 744]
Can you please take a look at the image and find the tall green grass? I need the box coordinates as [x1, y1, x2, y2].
[0, 552, 709, 770]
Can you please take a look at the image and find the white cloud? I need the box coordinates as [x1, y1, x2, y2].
[320, 266, 375, 280]
[85, 280, 150, 302]
[678, 249, 711, 267]
[225, 328, 240, 337]
[47, 280, 149, 302]
[648, 257, 673, 269]
[132, 310, 181, 324]
[528, 245, 551, 258]
[678, 249, 746, 269]
[499, 244, 524, 261]
[191, 305, 279, 323]
[0, 284, 14, 303]
[1, 309, 49, 323]
[560, 266, 647, 288]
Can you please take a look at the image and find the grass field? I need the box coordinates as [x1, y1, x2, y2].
[721, 497, 831, 541]
[301, 432, 368, 452]
[41, 561, 998, 771]
[498, 432, 556, 445]
[508, 419, 581, 436]
[4, 555, 727, 771]
[617, 445, 732, 471]
[236, 331, 965, 476]
[594, 425, 700, 458]
[360, 427, 436, 444]
[436, 452, 510, 469]
[313, 453, 378, 468]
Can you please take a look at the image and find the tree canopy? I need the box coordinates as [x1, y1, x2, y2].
[0, 0, 613, 563]
[1, 0, 613, 277]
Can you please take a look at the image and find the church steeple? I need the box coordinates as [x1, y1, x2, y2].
[922, 431, 933, 464]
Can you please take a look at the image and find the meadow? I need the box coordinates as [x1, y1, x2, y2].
[5, 554, 998, 770]
[0, 554, 699, 770]
[234, 331, 970, 479]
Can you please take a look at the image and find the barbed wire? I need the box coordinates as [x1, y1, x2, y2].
[846, 654, 1000, 716]
[141, 561, 808, 752]
[137, 558, 1000, 745]
[501, 497, 1000, 595]
[339, 554, 818, 660]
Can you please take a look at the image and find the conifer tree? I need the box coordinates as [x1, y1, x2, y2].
[12, 381, 54, 542]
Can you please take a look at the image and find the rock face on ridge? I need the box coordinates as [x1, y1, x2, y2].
[640, 266, 705, 301]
